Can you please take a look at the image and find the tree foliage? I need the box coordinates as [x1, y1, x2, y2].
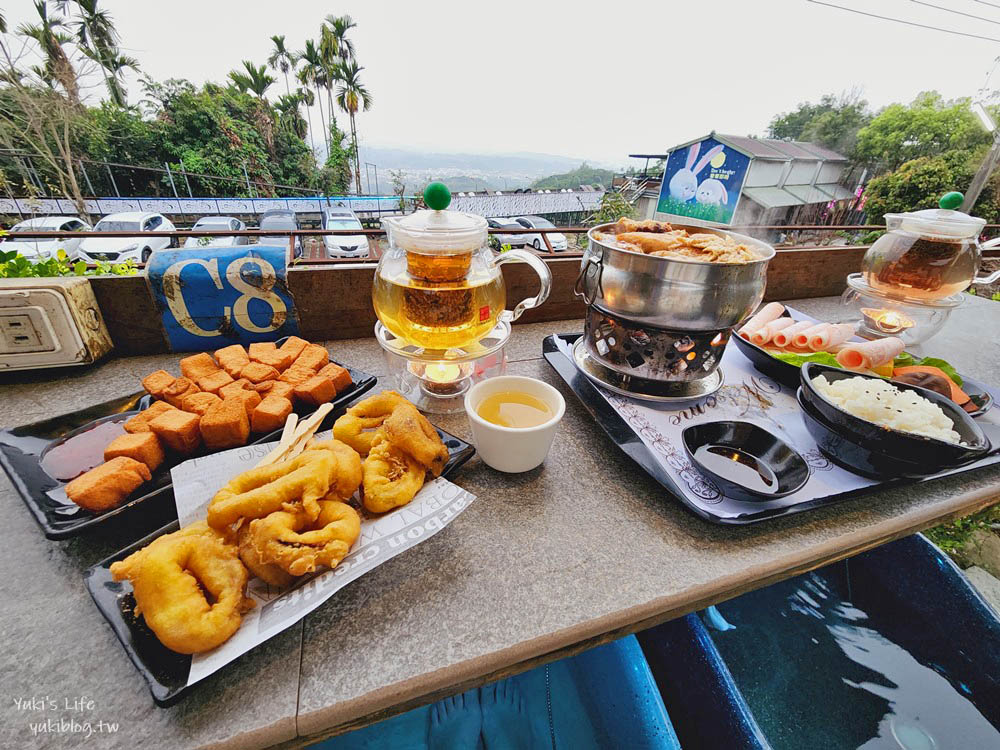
[854, 92, 991, 173]
[767, 91, 871, 155]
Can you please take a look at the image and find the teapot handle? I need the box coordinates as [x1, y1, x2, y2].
[976, 236, 1000, 284]
[494, 249, 552, 323]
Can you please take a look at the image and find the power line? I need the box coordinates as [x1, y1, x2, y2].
[974, 0, 1000, 10]
[910, 0, 1000, 26]
[806, 0, 1000, 43]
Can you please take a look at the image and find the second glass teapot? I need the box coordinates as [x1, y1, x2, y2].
[862, 191, 1000, 301]
[374, 183, 551, 350]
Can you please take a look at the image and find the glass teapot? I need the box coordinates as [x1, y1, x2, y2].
[373, 183, 551, 350]
[861, 191, 1000, 301]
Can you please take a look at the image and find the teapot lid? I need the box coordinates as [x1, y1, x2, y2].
[888, 192, 985, 239]
[381, 182, 487, 253]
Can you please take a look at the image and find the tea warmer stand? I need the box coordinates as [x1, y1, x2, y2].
[841, 273, 963, 347]
[375, 319, 510, 414]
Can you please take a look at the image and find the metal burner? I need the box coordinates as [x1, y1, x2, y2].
[572, 338, 724, 404]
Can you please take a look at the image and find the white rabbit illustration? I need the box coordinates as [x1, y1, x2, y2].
[668, 143, 725, 202]
[696, 178, 728, 206]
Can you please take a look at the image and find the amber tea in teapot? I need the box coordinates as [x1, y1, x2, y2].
[375, 183, 551, 352]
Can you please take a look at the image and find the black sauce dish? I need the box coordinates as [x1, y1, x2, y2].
[798, 362, 992, 478]
[682, 421, 810, 502]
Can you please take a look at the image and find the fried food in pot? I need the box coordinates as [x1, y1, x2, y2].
[237, 500, 361, 583]
[207, 449, 336, 530]
[381, 403, 448, 477]
[110, 521, 253, 654]
[362, 434, 426, 514]
[332, 390, 410, 456]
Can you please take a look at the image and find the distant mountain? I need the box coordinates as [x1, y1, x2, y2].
[358, 146, 618, 176]
[531, 162, 616, 190]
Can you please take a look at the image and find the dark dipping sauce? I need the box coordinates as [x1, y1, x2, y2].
[40, 418, 127, 482]
[694, 444, 777, 494]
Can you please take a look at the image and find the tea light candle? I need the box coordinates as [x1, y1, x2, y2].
[407, 361, 473, 394]
[861, 307, 916, 334]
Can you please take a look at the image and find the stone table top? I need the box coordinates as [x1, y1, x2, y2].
[1, 297, 999, 749]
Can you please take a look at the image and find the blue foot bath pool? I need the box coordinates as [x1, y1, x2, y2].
[640, 534, 1000, 750]
[310, 634, 680, 749]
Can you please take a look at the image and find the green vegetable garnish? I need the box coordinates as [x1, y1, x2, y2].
[771, 351, 842, 369]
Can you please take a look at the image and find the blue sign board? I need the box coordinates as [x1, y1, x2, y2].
[656, 136, 751, 225]
[146, 245, 299, 352]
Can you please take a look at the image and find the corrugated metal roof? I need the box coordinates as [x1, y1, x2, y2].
[784, 184, 830, 203]
[766, 141, 821, 160]
[816, 183, 856, 200]
[793, 142, 848, 162]
[715, 134, 791, 160]
[742, 186, 804, 208]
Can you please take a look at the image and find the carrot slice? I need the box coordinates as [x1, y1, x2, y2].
[892, 365, 969, 404]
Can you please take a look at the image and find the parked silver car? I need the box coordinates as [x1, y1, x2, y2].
[77, 211, 176, 264]
[2, 216, 91, 260]
[257, 210, 302, 258]
[322, 208, 370, 258]
[514, 215, 568, 251]
[183, 217, 249, 248]
[486, 218, 526, 249]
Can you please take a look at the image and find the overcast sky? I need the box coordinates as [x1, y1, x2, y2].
[6, 0, 1000, 166]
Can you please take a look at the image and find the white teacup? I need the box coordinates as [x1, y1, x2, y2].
[464, 375, 565, 473]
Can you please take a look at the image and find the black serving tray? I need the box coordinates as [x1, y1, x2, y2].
[84, 426, 474, 707]
[544, 333, 1000, 525]
[0, 361, 377, 540]
[730, 313, 993, 417]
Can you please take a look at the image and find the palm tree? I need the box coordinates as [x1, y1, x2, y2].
[297, 85, 317, 152]
[319, 16, 355, 130]
[334, 60, 372, 194]
[267, 35, 296, 96]
[0, 10, 7, 33]
[229, 60, 274, 100]
[17, 1, 79, 102]
[276, 93, 307, 138]
[71, 0, 124, 105]
[297, 40, 328, 153]
[104, 51, 139, 102]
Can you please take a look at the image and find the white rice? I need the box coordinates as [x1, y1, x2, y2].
[811, 375, 962, 444]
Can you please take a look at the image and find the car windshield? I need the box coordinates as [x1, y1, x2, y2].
[193, 219, 231, 229]
[95, 220, 141, 231]
[327, 219, 362, 229]
[8, 224, 34, 233]
[532, 218, 555, 228]
[260, 217, 294, 230]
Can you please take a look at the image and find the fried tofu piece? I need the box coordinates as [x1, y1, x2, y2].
[179, 352, 219, 381]
[215, 345, 250, 378]
[196, 369, 235, 394]
[251, 394, 293, 433]
[248, 342, 276, 359]
[65, 457, 151, 513]
[278, 364, 315, 386]
[123, 400, 176, 434]
[250, 380, 274, 393]
[199, 398, 250, 451]
[278, 336, 309, 359]
[180, 391, 223, 416]
[267, 381, 295, 401]
[241, 361, 280, 384]
[251, 347, 295, 371]
[232, 388, 262, 418]
[293, 344, 329, 372]
[316, 363, 353, 394]
[104, 432, 165, 472]
[149, 409, 201, 454]
[162, 377, 201, 408]
[293, 374, 336, 407]
[141, 370, 175, 399]
[219, 378, 250, 400]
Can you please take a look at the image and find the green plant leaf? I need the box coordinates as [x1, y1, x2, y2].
[892, 353, 963, 386]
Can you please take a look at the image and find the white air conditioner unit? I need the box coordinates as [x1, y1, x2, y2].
[0, 278, 113, 371]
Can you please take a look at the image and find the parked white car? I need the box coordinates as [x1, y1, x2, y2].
[486, 217, 527, 249]
[514, 215, 568, 252]
[77, 211, 176, 264]
[183, 216, 249, 248]
[322, 208, 370, 258]
[2, 216, 91, 261]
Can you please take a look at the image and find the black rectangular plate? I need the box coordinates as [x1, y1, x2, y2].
[84, 427, 474, 707]
[544, 333, 1000, 525]
[0, 361, 377, 540]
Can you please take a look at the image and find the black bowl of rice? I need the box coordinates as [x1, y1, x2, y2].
[797, 362, 990, 477]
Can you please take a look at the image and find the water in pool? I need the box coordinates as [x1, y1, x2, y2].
[709, 568, 1000, 749]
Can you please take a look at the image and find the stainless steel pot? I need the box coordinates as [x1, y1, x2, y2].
[576, 223, 776, 330]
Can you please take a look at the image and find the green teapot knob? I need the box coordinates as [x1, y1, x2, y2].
[939, 191, 964, 210]
[423, 182, 451, 211]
